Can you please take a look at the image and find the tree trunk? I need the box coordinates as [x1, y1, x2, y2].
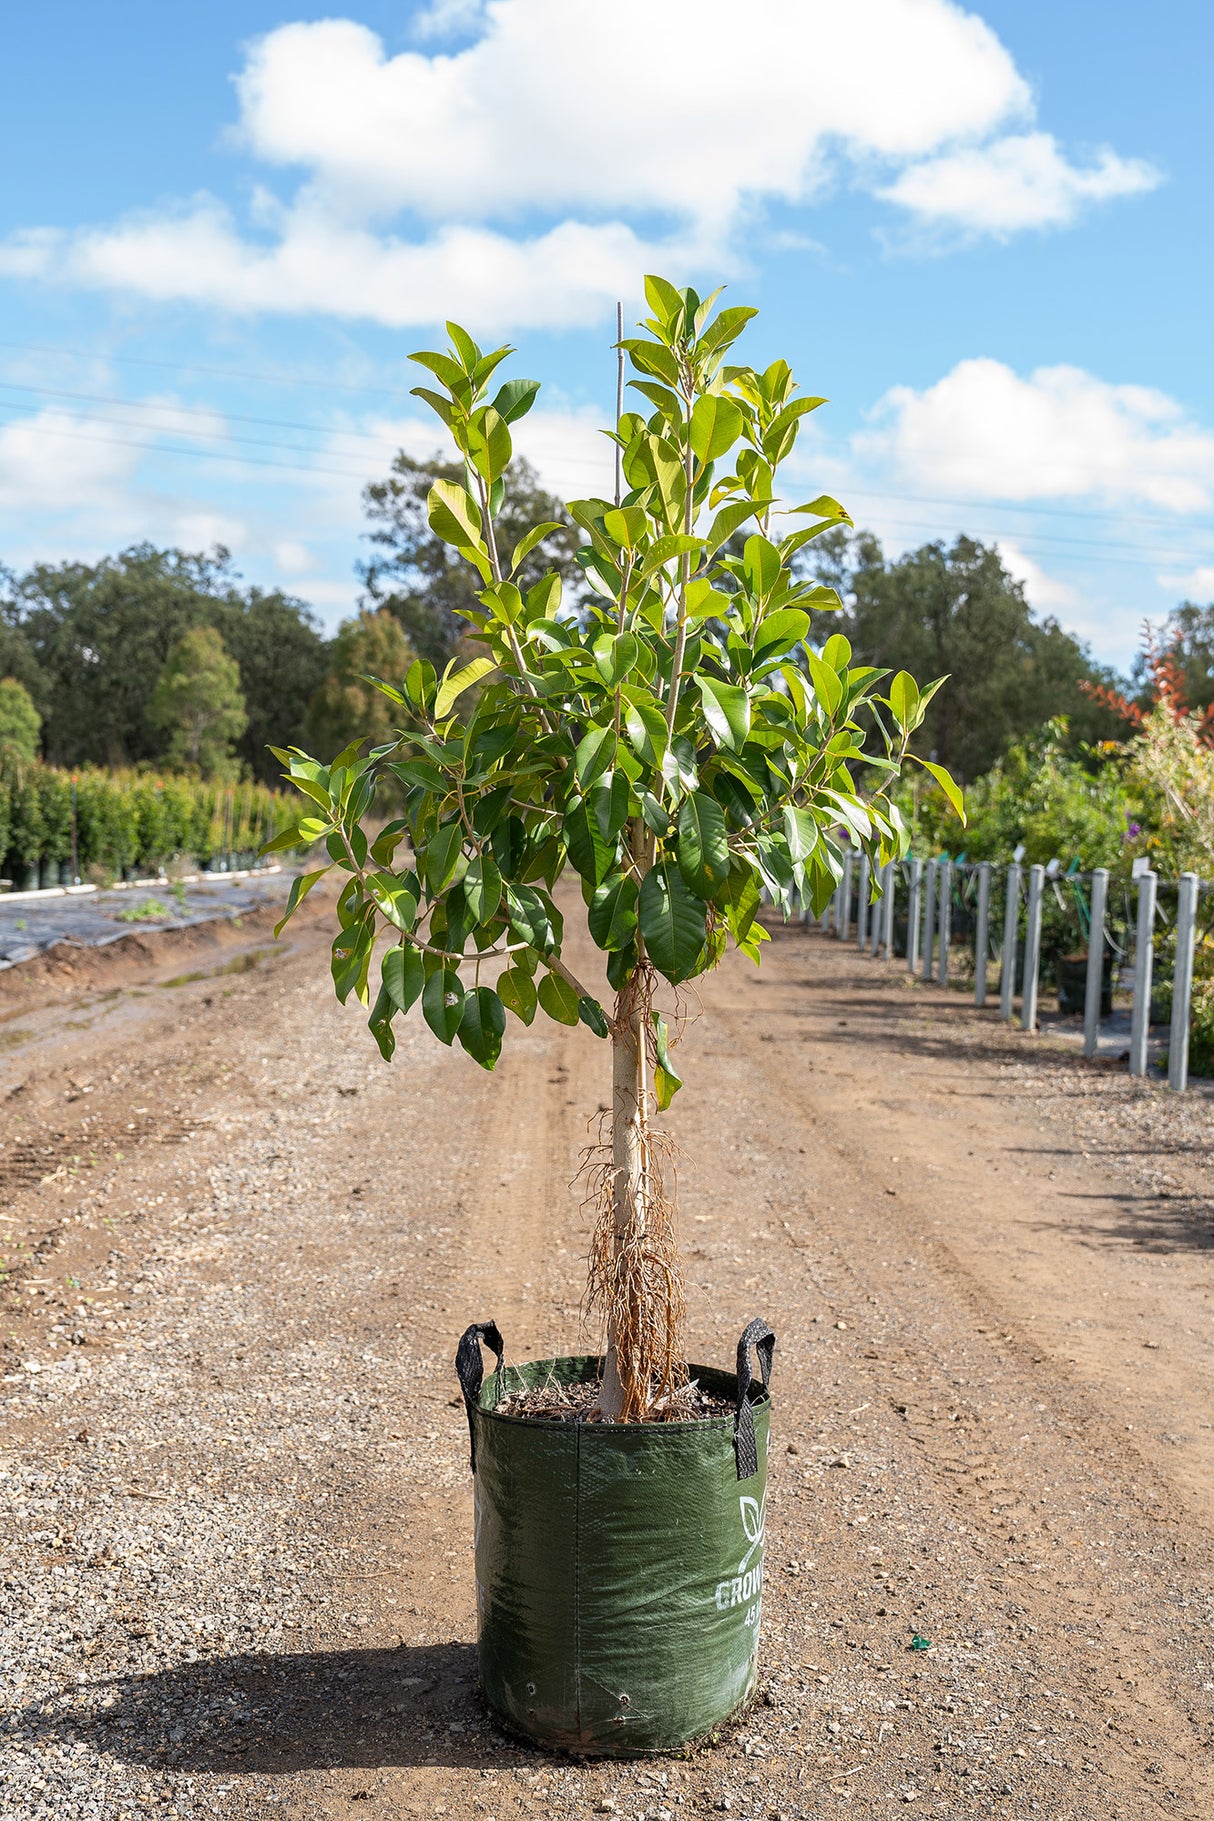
[597, 982, 646, 1420]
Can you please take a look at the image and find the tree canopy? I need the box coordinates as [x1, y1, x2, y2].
[148, 626, 248, 780]
[0, 676, 41, 763]
[304, 609, 415, 764]
[359, 453, 582, 667]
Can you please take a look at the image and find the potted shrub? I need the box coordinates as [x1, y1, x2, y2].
[267, 278, 961, 1754]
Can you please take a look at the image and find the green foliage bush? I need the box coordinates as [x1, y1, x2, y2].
[0, 762, 297, 883]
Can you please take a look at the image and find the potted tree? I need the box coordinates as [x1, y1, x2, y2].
[266, 278, 961, 1754]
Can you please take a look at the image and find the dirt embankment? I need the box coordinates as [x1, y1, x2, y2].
[2, 904, 1212, 1820]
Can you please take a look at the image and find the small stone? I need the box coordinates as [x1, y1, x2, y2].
[786, 1442, 801, 1456]
[830, 1454, 852, 1469]
[835, 1320, 847, 1331]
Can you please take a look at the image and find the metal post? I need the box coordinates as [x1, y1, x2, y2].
[1022, 863, 1045, 1032]
[1000, 863, 1021, 1021]
[856, 854, 870, 950]
[1129, 870, 1157, 1078]
[921, 858, 937, 981]
[906, 859, 921, 972]
[881, 861, 896, 960]
[839, 850, 854, 942]
[1082, 869, 1108, 1060]
[937, 859, 951, 986]
[870, 862, 883, 957]
[973, 862, 991, 1006]
[70, 775, 80, 886]
[1169, 873, 1199, 1091]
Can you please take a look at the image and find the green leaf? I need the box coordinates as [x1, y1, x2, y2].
[497, 965, 537, 1025]
[507, 519, 561, 575]
[677, 791, 730, 899]
[382, 942, 425, 1014]
[806, 650, 843, 716]
[367, 985, 397, 1062]
[422, 967, 465, 1044]
[578, 996, 610, 1038]
[457, 986, 507, 1070]
[888, 670, 920, 731]
[435, 656, 496, 720]
[592, 631, 640, 689]
[591, 768, 630, 841]
[428, 478, 483, 548]
[260, 822, 304, 856]
[424, 821, 466, 894]
[537, 970, 580, 1026]
[365, 872, 419, 932]
[490, 377, 541, 424]
[643, 273, 684, 325]
[273, 866, 330, 937]
[719, 862, 761, 942]
[639, 861, 708, 985]
[753, 608, 810, 663]
[588, 873, 639, 950]
[743, 534, 782, 601]
[821, 632, 852, 670]
[652, 1011, 683, 1110]
[707, 496, 768, 556]
[783, 805, 819, 867]
[466, 406, 512, 483]
[690, 394, 743, 464]
[463, 853, 503, 925]
[696, 675, 751, 751]
[602, 505, 648, 547]
[298, 816, 331, 843]
[575, 725, 616, 789]
[918, 758, 967, 825]
[505, 881, 557, 954]
[564, 798, 614, 886]
[623, 693, 669, 769]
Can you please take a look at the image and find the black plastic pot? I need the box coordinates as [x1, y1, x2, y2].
[1055, 950, 1113, 1018]
[455, 1321, 773, 1757]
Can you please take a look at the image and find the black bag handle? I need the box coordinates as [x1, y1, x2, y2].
[734, 1317, 775, 1480]
[455, 1320, 504, 1472]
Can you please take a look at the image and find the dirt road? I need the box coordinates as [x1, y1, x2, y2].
[2, 901, 1212, 1820]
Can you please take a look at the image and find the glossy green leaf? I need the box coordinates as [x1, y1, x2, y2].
[575, 725, 616, 789]
[889, 670, 920, 731]
[273, 866, 331, 937]
[588, 873, 639, 950]
[457, 986, 507, 1069]
[590, 768, 630, 842]
[696, 675, 750, 751]
[564, 798, 614, 886]
[382, 942, 425, 1014]
[690, 393, 743, 463]
[367, 985, 397, 1062]
[505, 881, 557, 953]
[918, 758, 967, 825]
[497, 965, 537, 1025]
[677, 791, 730, 899]
[578, 995, 610, 1038]
[537, 969, 580, 1025]
[435, 656, 496, 720]
[365, 871, 419, 932]
[593, 631, 640, 689]
[463, 853, 503, 925]
[652, 1011, 683, 1109]
[422, 967, 465, 1044]
[639, 860, 708, 985]
[490, 377, 541, 424]
[424, 821, 466, 894]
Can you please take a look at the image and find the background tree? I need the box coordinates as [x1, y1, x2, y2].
[304, 608, 415, 763]
[359, 453, 582, 666]
[1132, 601, 1214, 717]
[147, 626, 247, 779]
[0, 677, 41, 763]
[12, 545, 328, 777]
[806, 530, 1120, 778]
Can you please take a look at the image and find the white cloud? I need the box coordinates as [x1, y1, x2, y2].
[1160, 565, 1214, 601]
[856, 358, 1214, 513]
[273, 538, 314, 575]
[0, 2, 1158, 329]
[994, 539, 1080, 614]
[879, 131, 1159, 236]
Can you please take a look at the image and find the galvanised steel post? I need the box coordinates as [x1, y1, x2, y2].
[1168, 872, 1199, 1091]
[1021, 863, 1045, 1032]
[999, 863, 1021, 1021]
[937, 859, 951, 986]
[1082, 869, 1108, 1060]
[973, 862, 991, 1007]
[856, 853, 870, 950]
[921, 857, 937, 982]
[881, 861, 896, 960]
[907, 859, 922, 973]
[839, 849, 854, 942]
[1129, 869, 1157, 1078]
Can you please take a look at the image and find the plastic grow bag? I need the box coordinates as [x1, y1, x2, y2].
[455, 1319, 773, 1756]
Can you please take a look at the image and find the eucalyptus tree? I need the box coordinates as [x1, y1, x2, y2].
[268, 279, 960, 1420]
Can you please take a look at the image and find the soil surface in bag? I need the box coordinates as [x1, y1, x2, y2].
[1, 883, 1213, 1818]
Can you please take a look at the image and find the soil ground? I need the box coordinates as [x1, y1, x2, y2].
[2, 895, 1213, 1821]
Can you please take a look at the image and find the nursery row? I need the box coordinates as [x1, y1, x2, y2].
[0, 762, 300, 890]
[818, 851, 1214, 1088]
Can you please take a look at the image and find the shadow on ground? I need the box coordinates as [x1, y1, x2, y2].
[16, 1641, 537, 1774]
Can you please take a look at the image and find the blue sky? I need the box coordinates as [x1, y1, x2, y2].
[1, 0, 1210, 669]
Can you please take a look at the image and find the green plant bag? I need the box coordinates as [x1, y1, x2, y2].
[455, 1321, 773, 1756]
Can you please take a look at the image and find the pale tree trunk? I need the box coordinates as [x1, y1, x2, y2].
[597, 993, 647, 1420]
